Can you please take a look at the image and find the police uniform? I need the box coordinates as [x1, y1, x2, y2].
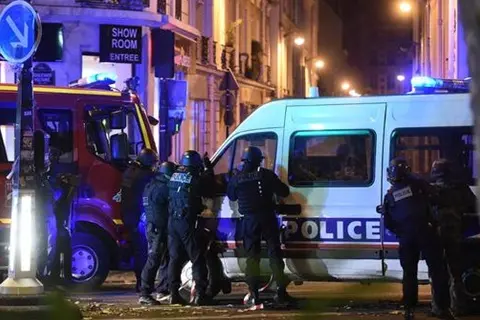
[167, 150, 213, 306]
[120, 148, 158, 291]
[430, 159, 477, 315]
[226, 146, 290, 306]
[382, 158, 455, 320]
[139, 162, 176, 305]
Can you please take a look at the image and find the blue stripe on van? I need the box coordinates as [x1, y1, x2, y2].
[213, 217, 399, 243]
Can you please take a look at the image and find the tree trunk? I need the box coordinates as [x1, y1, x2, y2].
[459, 1, 480, 210]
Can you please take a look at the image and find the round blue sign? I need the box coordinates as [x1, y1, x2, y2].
[0, 1, 42, 64]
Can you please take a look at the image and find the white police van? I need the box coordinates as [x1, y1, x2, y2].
[188, 77, 479, 298]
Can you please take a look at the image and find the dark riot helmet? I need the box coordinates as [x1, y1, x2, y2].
[137, 148, 159, 168]
[158, 161, 176, 179]
[430, 158, 453, 181]
[387, 157, 411, 183]
[179, 150, 203, 168]
[241, 146, 264, 165]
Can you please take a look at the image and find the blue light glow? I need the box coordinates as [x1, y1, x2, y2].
[86, 73, 117, 84]
[411, 76, 441, 88]
[409, 76, 470, 93]
[69, 73, 117, 88]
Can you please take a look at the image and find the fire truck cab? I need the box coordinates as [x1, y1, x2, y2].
[0, 74, 157, 289]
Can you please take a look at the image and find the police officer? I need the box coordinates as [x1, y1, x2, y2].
[430, 159, 477, 316]
[226, 146, 291, 307]
[382, 158, 456, 320]
[167, 150, 213, 306]
[121, 148, 159, 292]
[138, 161, 176, 305]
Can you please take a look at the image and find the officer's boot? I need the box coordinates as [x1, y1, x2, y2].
[169, 289, 187, 305]
[222, 278, 232, 294]
[404, 308, 415, 320]
[273, 286, 294, 305]
[433, 309, 458, 320]
[243, 289, 261, 308]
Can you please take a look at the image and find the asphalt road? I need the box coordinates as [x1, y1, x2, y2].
[64, 272, 479, 319]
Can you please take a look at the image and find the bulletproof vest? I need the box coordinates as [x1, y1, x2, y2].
[168, 169, 203, 219]
[120, 163, 154, 228]
[142, 176, 168, 227]
[432, 182, 466, 233]
[235, 167, 275, 215]
[386, 177, 432, 237]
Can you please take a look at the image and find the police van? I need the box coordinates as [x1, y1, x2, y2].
[194, 76, 480, 299]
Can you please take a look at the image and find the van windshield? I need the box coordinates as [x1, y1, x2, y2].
[84, 103, 144, 164]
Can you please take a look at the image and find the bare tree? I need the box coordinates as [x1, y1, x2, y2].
[459, 1, 480, 210]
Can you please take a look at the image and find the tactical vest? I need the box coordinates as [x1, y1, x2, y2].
[168, 170, 202, 219]
[235, 167, 274, 215]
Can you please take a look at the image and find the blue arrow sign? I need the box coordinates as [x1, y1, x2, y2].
[0, 1, 41, 64]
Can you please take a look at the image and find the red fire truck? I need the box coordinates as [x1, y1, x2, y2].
[0, 74, 157, 289]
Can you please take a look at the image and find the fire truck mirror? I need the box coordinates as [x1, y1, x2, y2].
[148, 115, 159, 126]
[110, 133, 129, 162]
[110, 110, 127, 130]
[33, 130, 50, 174]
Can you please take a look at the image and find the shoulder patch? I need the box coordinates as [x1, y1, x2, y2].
[392, 186, 413, 202]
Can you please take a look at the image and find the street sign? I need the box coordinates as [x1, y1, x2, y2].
[0, 0, 42, 64]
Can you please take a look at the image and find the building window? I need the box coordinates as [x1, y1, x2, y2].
[391, 126, 475, 185]
[175, 0, 182, 20]
[288, 130, 375, 187]
[193, 100, 207, 155]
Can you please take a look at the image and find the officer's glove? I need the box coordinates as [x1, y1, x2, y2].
[203, 152, 213, 170]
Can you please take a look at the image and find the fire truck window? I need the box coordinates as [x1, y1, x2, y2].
[288, 130, 374, 187]
[38, 109, 74, 163]
[391, 126, 475, 185]
[0, 125, 14, 162]
[84, 105, 143, 163]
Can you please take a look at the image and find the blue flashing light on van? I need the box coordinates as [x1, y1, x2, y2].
[410, 76, 470, 94]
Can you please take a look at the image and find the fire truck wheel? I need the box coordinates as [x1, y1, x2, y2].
[71, 232, 110, 290]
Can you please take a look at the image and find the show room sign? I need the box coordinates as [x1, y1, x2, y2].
[100, 24, 142, 64]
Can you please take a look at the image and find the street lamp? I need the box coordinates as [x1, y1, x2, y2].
[341, 81, 351, 91]
[397, 74, 406, 82]
[314, 59, 325, 69]
[399, 1, 412, 13]
[294, 36, 305, 46]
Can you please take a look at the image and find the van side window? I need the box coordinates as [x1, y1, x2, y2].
[391, 126, 475, 185]
[289, 130, 375, 186]
[38, 109, 74, 163]
[213, 132, 278, 174]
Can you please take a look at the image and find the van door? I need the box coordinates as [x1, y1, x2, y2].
[209, 130, 283, 273]
[282, 102, 387, 280]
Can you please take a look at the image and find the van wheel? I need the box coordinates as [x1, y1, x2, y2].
[71, 232, 110, 290]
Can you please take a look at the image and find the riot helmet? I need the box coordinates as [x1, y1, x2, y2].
[179, 150, 203, 168]
[137, 148, 159, 169]
[241, 146, 264, 166]
[387, 157, 411, 183]
[430, 158, 460, 183]
[158, 161, 176, 179]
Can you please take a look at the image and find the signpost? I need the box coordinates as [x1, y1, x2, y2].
[0, 0, 43, 295]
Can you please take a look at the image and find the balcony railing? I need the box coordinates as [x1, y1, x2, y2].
[76, 0, 149, 11]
